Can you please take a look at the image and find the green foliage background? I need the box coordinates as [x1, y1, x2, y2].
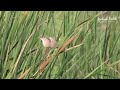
[0, 11, 120, 79]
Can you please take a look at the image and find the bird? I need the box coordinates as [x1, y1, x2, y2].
[40, 37, 51, 48]
[49, 37, 56, 48]
[40, 37, 56, 48]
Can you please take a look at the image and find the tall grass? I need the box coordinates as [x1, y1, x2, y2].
[0, 11, 120, 79]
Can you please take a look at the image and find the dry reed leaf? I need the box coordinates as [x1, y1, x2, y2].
[57, 35, 76, 55]
[39, 54, 55, 71]
[13, 30, 35, 72]
[23, 11, 29, 16]
[117, 62, 120, 73]
[39, 47, 51, 73]
[18, 67, 31, 79]
[65, 43, 83, 52]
